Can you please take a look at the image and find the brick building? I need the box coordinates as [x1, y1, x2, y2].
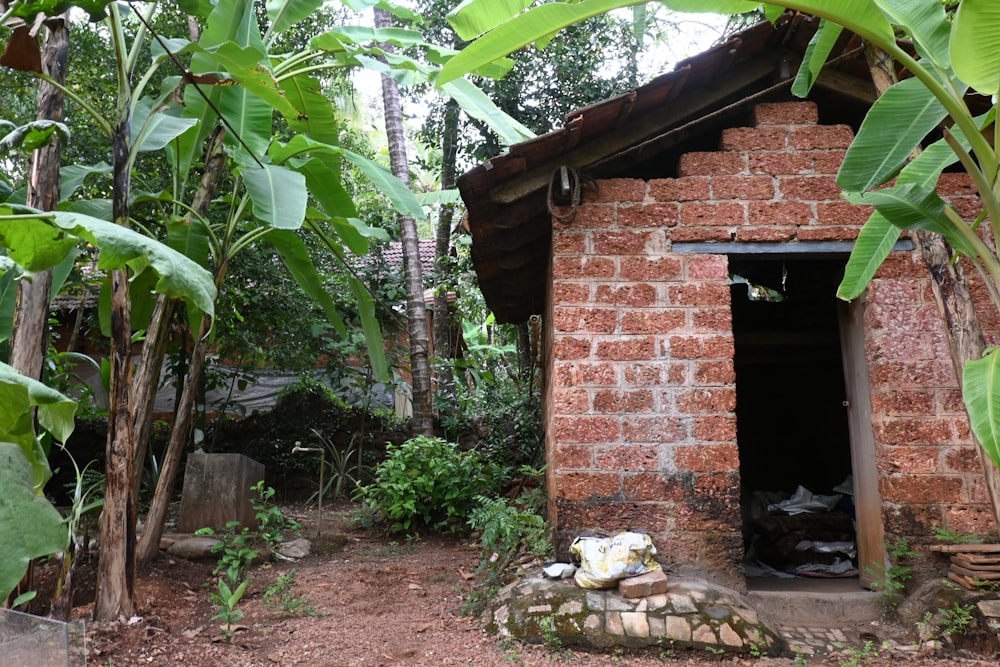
[458, 14, 998, 591]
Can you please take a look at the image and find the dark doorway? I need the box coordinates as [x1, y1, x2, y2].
[729, 257, 858, 580]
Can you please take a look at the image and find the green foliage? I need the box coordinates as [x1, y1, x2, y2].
[865, 538, 917, 613]
[251, 480, 300, 547]
[838, 640, 882, 667]
[356, 435, 497, 534]
[932, 525, 985, 544]
[917, 601, 976, 642]
[262, 568, 316, 617]
[209, 577, 250, 640]
[196, 521, 259, 585]
[463, 489, 551, 616]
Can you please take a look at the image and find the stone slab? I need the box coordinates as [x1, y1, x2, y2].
[619, 569, 668, 598]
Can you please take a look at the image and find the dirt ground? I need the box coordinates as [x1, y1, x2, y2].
[62, 504, 998, 667]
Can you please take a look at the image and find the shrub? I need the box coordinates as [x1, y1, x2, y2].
[356, 435, 496, 533]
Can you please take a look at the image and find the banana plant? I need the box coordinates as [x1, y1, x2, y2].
[437, 0, 1000, 475]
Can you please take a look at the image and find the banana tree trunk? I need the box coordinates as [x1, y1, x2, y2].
[9, 14, 68, 381]
[865, 43, 1000, 531]
[375, 8, 433, 435]
[432, 98, 459, 395]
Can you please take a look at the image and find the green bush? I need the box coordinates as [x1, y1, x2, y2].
[356, 435, 496, 533]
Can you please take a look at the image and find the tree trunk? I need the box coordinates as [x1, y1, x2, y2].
[864, 44, 1000, 531]
[131, 126, 226, 493]
[374, 8, 433, 435]
[136, 318, 210, 563]
[95, 123, 137, 622]
[8, 15, 68, 379]
[432, 98, 459, 396]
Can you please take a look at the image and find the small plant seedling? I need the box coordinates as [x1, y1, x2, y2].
[263, 568, 316, 617]
[210, 577, 249, 640]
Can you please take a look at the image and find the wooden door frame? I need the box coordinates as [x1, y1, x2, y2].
[838, 295, 887, 589]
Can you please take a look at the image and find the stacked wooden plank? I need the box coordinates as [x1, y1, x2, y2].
[929, 543, 1000, 590]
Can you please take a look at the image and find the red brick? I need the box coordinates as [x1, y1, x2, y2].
[597, 444, 660, 471]
[883, 504, 942, 535]
[676, 388, 737, 414]
[553, 472, 621, 500]
[880, 475, 963, 503]
[749, 201, 812, 226]
[566, 204, 616, 228]
[876, 446, 939, 474]
[552, 416, 620, 443]
[817, 201, 873, 225]
[553, 306, 617, 333]
[680, 202, 745, 226]
[622, 473, 686, 501]
[648, 177, 710, 201]
[668, 335, 704, 359]
[578, 362, 618, 385]
[553, 336, 591, 359]
[686, 254, 729, 280]
[749, 152, 812, 175]
[949, 196, 982, 219]
[943, 446, 981, 473]
[780, 175, 842, 200]
[556, 500, 669, 533]
[593, 389, 654, 414]
[692, 308, 732, 332]
[870, 390, 935, 416]
[551, 282, 590, 304]
[593, 230, 655, 255]
[678, 152, 744, 176]
[675, 443, 739, 472]
[623, 416, 687, 443]
[868, 361, 956, 389]
[618, 569, 668, 598]
[552, 388, 589, 414]
[692, 415, 738, 442]
[754, 102, 818, 125]
[737, 227, 797, 242]
[620, 310, 686, 334]
[874, 418, 956, 445]
[938, 389, 965, 414]
[797, 226, 859, 241]
[671, 499, 740, 531]
[622, 364, 661, 387]
[552, 443, 593, 469]
[945, 506, 996, 537]
[620, 255, 683, 281]
[669, 226, 734, 242]
[789, 125, 854, 150]
[618, 202, 678, 228]
[595, 337, 656, 361]
[586, 178, 646, 203]
[668, 283, 731, 307]
[595, 283, 657, 307]
[702, 335, 734, 357]
[809, 150, 847, 174]
[694, 360, 735, 385]
[552, 231, 586, 254]
[721, 126, 787, 151]
[712, 176, 774, 200]
[553, 256, 615, 279]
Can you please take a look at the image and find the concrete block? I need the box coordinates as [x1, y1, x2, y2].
[618, 569, 668, 598]
[177, 453, 264, 533]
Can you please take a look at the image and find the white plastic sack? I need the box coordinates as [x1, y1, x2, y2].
[569, 532, 661, 589]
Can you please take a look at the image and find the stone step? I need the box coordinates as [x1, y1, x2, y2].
[747, 588, 882, 626]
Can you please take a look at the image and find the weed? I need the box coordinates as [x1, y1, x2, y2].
[747, 629, 767, 658]
[793, 652, 808, 666]
[537, 615, 562, 652]
[251, 480, 301, 547]
[917, 601, 976, 641]
[864, 538, 917, 613]
[610, 646, 626, 662]
[209, 577, 249, 640]
[704, 644, 725, 656]
[263, 568, 316, 617]
[837, 640, 882, 667]
[931, 526, 984, 544]
[196, 521, 259, 584]
[657, 646, 676, 661]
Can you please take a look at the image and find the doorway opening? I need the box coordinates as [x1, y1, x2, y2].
[729, 257, 859, 585]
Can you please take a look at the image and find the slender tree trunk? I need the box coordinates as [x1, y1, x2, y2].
[375, 8, 433, 435]
[432, 98, 459, 396]
[864, 44, 1000, 531]
[132, 127, 226, 493]
[94, 6, 137, 620]
[136, 318, 210, 563]
[9, 15, 68, 379]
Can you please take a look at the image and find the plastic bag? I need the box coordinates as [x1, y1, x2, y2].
[569, 532, 661, 589]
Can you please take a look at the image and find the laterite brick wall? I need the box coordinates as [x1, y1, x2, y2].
[544, 101, 993, 587]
